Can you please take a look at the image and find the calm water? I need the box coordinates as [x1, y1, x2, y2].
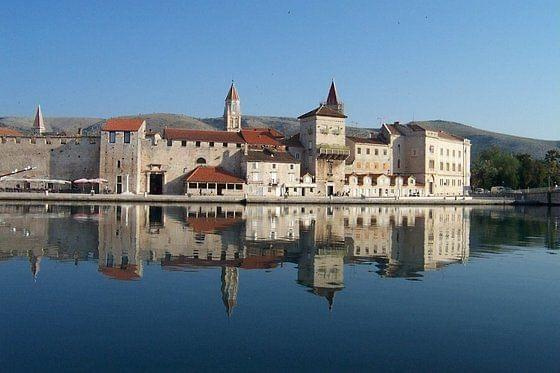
[0, 203, 559, 372]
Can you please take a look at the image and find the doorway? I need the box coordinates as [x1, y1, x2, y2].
[149, 174, 163, 195]
[116, 176, 122, 194]
[327, 185, 334, 196]
[429, 181, 434, 195]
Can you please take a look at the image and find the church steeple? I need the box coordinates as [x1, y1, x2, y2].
[224, 83, 241, 132]
[33, 105, 45, 135]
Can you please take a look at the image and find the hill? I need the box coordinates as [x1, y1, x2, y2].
[1, 114, 558, 159]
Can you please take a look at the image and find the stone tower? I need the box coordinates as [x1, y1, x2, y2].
[224, 83, 241, 132]
[33, 105, 45, 135]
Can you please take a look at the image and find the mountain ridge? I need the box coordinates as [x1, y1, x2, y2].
[1, 114, 558, 159]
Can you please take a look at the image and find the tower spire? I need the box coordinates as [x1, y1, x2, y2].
[324, 80, 344, 114]
[224, 82, 241, 132]
[326, 80, 339, 106]
[33, 105, 45, 135]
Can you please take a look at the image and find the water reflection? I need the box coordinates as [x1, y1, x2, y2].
[1, 203, 559, 313]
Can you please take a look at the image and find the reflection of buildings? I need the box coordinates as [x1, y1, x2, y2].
[1, 203, 473, 312]
[344, 206, 470, 278]
[0, 204, 100, 280]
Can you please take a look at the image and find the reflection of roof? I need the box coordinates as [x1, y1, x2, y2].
[240, 129, 283, 146]
[298, 105, 347, 119]
[240, 255, 281, 269]
[347, 136, 388, 145]
[185, 166, 245, 184]
[162, 257, 242, 269]
[187, 216, 243, 233]
[164, 128, 245, 143]
[0, 128, 23, 136]
[103, 118, 144, 132]
[246, 149, 297, 164]
[99, 265, 141, 281]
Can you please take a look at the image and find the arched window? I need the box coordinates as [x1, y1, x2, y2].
[196, 157, 206, 165]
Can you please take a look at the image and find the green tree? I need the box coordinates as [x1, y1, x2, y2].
[471, 146, 520, 189]
[544, 149, 560, 187]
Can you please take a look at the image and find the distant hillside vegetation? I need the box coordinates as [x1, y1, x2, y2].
[1, 114, 558, 159]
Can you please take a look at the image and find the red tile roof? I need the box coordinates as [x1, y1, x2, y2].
[185, 166, 245, 184]
[102, 118, 144, 132]
[437, 131, 464, 141]
[0, 127, 23, 136]
[164, 128, 245, 143]
[246, 149, 298, 163]
[298, 105, 347, 119]
[240, 129, 282, 146]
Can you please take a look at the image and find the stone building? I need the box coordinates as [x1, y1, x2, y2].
[1, 81, 471, 196]
[99, 118, 146, 194]
[381, 122, 471, 196]
[287, 81, 350, 196]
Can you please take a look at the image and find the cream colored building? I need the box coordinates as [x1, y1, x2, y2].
[381, 122, 471, 196]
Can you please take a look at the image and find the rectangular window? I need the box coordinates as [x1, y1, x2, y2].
[109, 132, 116, 143]
[272, 164, 276, 169]
[209, 142, 214, 147]
[440, 162, 443, 170]
[195, 141, 201, 147]
[290, 164, 294, 170]
[366, 148, 370, 155]
[181, 140, 187, 147]
[383, 149, 387, 155]
[223, 142, 228, 147]
[252, 162, 259, 170]
[236, 143, 241, 148]
[375, 149, 378, 155]
[167, 140, 172, 146]
[124, 131, 131, 143]
[357, 147, 361, 155]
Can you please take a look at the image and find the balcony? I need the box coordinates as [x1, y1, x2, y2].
[317, 144, 350, 160]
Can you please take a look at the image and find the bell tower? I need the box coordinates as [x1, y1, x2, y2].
[224, 82, 241, 132]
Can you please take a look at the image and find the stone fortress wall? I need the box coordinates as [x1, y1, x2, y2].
[0, 135, 100, 185]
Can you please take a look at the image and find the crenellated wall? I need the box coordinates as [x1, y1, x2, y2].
[0, 135, 100, 182]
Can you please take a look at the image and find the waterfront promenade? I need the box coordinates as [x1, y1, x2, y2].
[0, 192, 515, 205]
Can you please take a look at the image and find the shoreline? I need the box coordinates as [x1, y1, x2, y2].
[0, 192, 522, 205]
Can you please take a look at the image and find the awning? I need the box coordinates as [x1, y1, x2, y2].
[73, 178, 108, 184]
[0, 177, 71, 185]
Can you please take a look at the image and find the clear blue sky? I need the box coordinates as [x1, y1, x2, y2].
[1, 0, 558, 139]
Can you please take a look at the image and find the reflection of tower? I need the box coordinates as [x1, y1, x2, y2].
[28, 251, 41, 281]
[297, 242, 345, 311]
[221, 266, 239, 316]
